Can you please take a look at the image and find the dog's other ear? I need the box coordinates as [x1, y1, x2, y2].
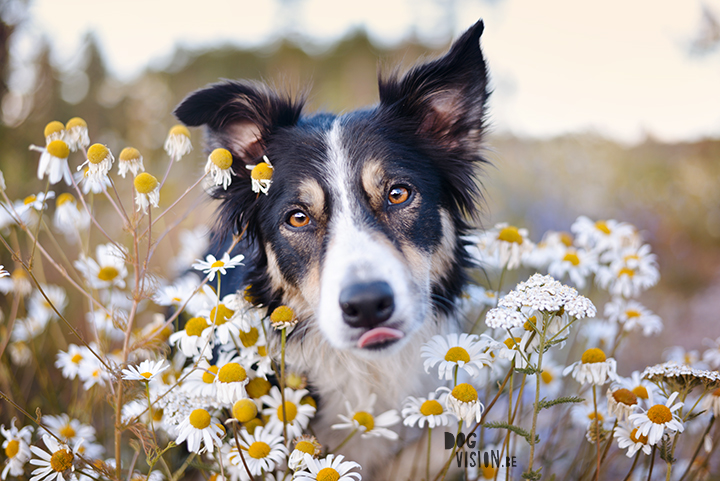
[173, 81, 304, 162]
[379, 20, 489, 155]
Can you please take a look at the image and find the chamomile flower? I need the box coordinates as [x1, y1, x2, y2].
[205, 148, 234, 189]
[200, 298, 243, 344]
[0, 265, 8, 278]
[247, 155, 273, 194]
[269, 305, 298, 331]
[117, 147, 145, 178]
[55, 344, 91, 380]
[43, 121, 65, 143]
[614, 423, 652, 457]
[30, 139, 72, 185]
[496, 336, 530, 369]
[74, 243, 128, 289]
[122, 359, 169, 381]
[614, 371, 656, 407]
[401, 392, 455, 429]
[261, 387, 316, 438]
[65, 117, 89, 151]
[229, 425, 287, 476]
[0, 268, 32, 296]
[294, 453, 362, 481]
[604, 298, 663, 336]
[77, 356, 110, 390]
[18, 191, 56, 216]
[563, 348, 617, 385]
[547, 247, 598, 290]
[628, 392, 684, 445]
[288, 435, 322, 472]
[442, 383, 484, 428]
[571, 216, 637, 253]
[29, 435, 78, 481]
[74, 167, 110, 194]
[78, 144, 114, 182]
[522, 231, 573, 269]
[192, 253, 245, 282]
[134, 173, 160, 214]
[53, 193, 90, 243]
[606, 387, 639, 422]
[1, 418, 33, 479]
[332, 393, 399, 440]
[701, 387, 720, 417]
[164, 125, 193, 159]
[595, 244, 659, 298]
[421, 333, 493, 381]
[27, 284, 67, 325]
[181, 358, 221, 398]
[169, 316, 213, 358]
[43, 415, 96, 446]
[469, 223, 534, 270]
[214, 360, 250, 404]
[175, 408, 224, 454]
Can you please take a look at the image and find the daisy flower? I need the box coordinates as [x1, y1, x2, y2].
[192, 253, 245, 282]
[117, 147, 145, 178]
[205, 148, 234, 190]
[563, 348, 617, 385]
[30, 139, 72, 185]
[64, 117, 89, 151]
[467, 223, 534, 270]
[174, 408, 225, 454]
[42, 414, 96, 445]
[122, 359, 168, 381]
[77, 356, 110, 390]
[180, 358, 221, 398]
[332, 393, 399, 440]
[200, 299, 243, 345]
[169, 316, 213, 358]
[18, 191, 56, 216]
[261, 387, 316, 438]
[0, 265, 8, 278]
[1, 418, 33, 479]
[134, 173, 160, 214]
[164, 125, 193, 159]
[43, 121, 65, 143]
[571, 216, 637, 253]
[606, 387, 638, 422]
[570, 400, 609, 429]
[232, 398, 258, 424]
[29, 434, 80, 481]
[269, 305, 298, 331]
[74, 243, 128, 290]
[288, 435, 322, 472]
[442, 383, 484, 428]
[614, 371, 655, 407]
[547, 247, 598, 290]
[701, 387, 720, 417]
[628, 392, 684, 445]
[229, 425, 287, 476]
[214, 360, 250, 404]
[53, 193, 90, 243]
[614, 423, 652, 457]
[421, 333, 493, 381]
[595, 244, 659, 298]
[522, 231, 573, 270]
[401, 392, 455, 429]
[78, 143, 114, 182]
[293, 453, 362, 481]
[604, 298, 663, 336]
[55, 344, 91, 380]
[247, 155, 273, 194]
[27, 284, 67, 326]
[496, 336, 529, 369]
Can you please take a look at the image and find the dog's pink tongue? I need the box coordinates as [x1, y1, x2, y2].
[357, 327, 404, 348]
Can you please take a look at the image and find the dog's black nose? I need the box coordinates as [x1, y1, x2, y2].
[339, 281, 395, 328]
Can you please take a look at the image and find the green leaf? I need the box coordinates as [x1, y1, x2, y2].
[536, 396, 585, 412]
[482, 421, 540, 445]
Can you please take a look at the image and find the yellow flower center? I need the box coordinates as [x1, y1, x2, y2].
[169, 124, 190, 138]
[119, 147, 141, 162]
[56, 193, 75, 207]
[243, 284, 255, 303]
[210, 148, 233, 170]
[420, 399, 444, 416]
[541, 370, 554, 384]
[595, 220, 611, 235]
[251, 162, 273, 181]
[44, 121, 65, 137]
[185, 317, 209, 337]
[581, 348, 607, 364]
[612, 388, 638, 406]
[23, 195, 37, 205]
[134, 173, 158, 194]
[46, 139, 70, 159]
[247, 441, 271, 459]
[243, 418, 263, 435]
[232, 399, 258, 423]
[563, 252, 580, 266]
[277, 401, 298, 423]
[71, 353, 83, 364]
[587, 411, 604, 421]
[524, 316, 537, 331]
[316, 468, 340, 481]
[625, 310, 641, 318]
[559, 232, 573, 246]
[5, 439, 19, 458]
[497, 226, 523, 244]
[632, 386, 649, 400]
[217, 362, 247, 383]
[210, 260, 225, 268]
[630, 428, 648, 444]
[210, 303, 234, 326]
[352, 411, 375, 431]
[50, 449, 74, 472]
[270, 305, 295, 324]
[481, 465, 498, 479]
[87, 143, 110, 164]
[97, 266, 119, 281]
[246, 377, 271, 398]
[503, 337, 522, 350]
[202, 365, 219, 384]
[257, 345, 268, 356]
[295, 440, 317, 455]
[153, 408, 164, 422]
[66, 117, 87, 130]
[140, 372, 153, 379]
[444, 346, 471, 364]
[451, 383, 478, 403]
[287, 372, 305, 390]
[618, 267, 635, 278]
[301, 396, 317, 409]
[239, 327, 260, 347]
[189, 408, 211, 429]
[647, 404, 673, 424]
[59, 425, 76, 439]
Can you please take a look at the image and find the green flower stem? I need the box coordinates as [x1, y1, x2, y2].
[329, 428, 358, 454]
[647, 445, 656, 481]
[621, 451, 641, 481]
[433, 422, 463, 481]
[526, 318, 547, 474]
[592, 385, 600, 481]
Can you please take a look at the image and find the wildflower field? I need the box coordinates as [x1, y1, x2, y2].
[0, 110, 718, 481]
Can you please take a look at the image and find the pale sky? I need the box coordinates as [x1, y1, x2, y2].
[16, 0, 720, 143]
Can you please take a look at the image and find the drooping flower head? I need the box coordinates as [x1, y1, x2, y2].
[247, 155, 273, 194]
[134, 172, 160, 214]
[205, 148, 234, 190]
[118, 147, 145, 178]
[65, 117, 90, 151]
[164, 124, 193, 159]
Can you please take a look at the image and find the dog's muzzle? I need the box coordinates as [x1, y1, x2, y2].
[339, 281, 405, 349]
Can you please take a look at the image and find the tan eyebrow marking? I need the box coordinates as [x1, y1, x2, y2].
[297, 178, 326, 220]
[361, 158, 385, 210]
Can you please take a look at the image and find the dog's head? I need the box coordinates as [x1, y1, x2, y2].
[174, 20, 489, 355]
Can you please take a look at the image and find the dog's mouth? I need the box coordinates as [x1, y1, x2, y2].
[356, 326, 405, 349]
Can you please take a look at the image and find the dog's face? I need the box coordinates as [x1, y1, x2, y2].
[175, 20, 489, 356]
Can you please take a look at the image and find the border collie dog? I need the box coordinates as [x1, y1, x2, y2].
[175, 19, 489, 477]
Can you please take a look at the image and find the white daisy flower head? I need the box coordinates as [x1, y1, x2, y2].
[164, 124, 193, 159]
[43, 414, 96, 445]
[117, 147, 145, 178]
[19, 191, 56, 214]
[522, 230, 573, 270]
[547, 247, 598, 290]
[77, 356, 110, 390]
[628, 392, 684, 446]
[175, 408, 224, 454]
[288, 435, 322, 472]
[596, 244, 659, 298]
[331, 392, 399, 440]
[64, 117, 90, 151]
[192, 253, 245, 282]
[441, 383, 484, 428]
[701, 387, 720, 417]
[78, 143, 114, 182]
[604, 298, 662, 336]
[201, 298, 243, 345]
[74, 243, 128, 290]
[169, 316, 213, 358]
[0, 268, 32, 296]
[294, 453, 362, 481]
[229, 425, 287, 476]
[571, 216, 637, 253]
[563, 348, 617, 386]
[134, 173, 160, 214]
[55, 344, 91, 380]
[122, 359, 169, 381]
[614, 371, 655, 407]
[469, 223, 534, 270]
[9, 341, 32, 366]
[214, 360, 250, 404]
[606, 387, 639, 422]
[53, 193, 90, 243]
[496, 336, 530, 369]
[1, 418, 33, 479]
[269, 305, 298, 331]
[261, 386, 316, 439]
[401, 391, 455, 429]
[613, 423, 652, 457]
[570, 400, 609, 429]
[30, 139, 72, 185]
[180, 358, 221, 398]
[205, 148, 235, 190]
[421, 333, 493, 381]
[28, 283, 68, 325]
[247, 155, 273, 194]
[29, 434, 79, 481]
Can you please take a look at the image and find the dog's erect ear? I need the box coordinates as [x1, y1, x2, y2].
[378, 20, 489, 155]
[173, 81, 304, 162]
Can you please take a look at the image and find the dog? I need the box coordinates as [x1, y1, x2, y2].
[174, 19, 489, 478]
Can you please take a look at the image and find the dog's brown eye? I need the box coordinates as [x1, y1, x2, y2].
[388, 186, 410, 205]
[287, 210, 309, 228]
